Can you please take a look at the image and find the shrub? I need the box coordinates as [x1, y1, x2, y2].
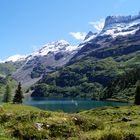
[99, 132, 123, 140]
[124, 133, 139, 140]
[48, 123, 76, 138]
[134, 81, 140, 105]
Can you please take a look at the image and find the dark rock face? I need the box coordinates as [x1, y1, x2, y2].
[121, 117, 132, 122]
[55, 52, 64, 60]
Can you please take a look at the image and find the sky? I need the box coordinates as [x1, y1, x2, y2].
[0, 0, 140, 60]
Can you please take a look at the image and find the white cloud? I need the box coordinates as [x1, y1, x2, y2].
[88, 19, 105, 31]
[69, 32, 86, 40]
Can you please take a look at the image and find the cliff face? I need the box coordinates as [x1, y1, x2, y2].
[104, 12, 140, 28]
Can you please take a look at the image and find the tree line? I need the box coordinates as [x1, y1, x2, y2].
[2, 80, 140, 105]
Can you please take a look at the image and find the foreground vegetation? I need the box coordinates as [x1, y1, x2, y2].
[0, 104, 140, 139]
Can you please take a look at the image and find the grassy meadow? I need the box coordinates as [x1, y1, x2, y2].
[0, 104, 139, 140]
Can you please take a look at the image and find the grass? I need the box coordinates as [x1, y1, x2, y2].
[0, 104, 140, 139]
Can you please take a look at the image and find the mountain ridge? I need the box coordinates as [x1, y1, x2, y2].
[104, 12, 140, 27]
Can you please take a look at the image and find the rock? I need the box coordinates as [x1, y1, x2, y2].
[84, 31, 96, 40]
[121, 117, 132, 122]
[46, 124, 50, 128]
[35, 123, 43, 131]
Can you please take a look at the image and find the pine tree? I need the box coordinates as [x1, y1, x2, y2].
[13, 82, 24, 104]
[3, 84, 12, 103]
[134, 81, 140, 105]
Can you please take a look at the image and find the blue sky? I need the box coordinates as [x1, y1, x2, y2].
[0, 0, 140, 60]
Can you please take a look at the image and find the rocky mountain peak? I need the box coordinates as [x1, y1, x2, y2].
[104, 15, 132, 27]
[104, 12, 140, 28]
[100, 12, 140, 38]
[31, 40, 78, 58]
[45, 40, 70, 48]
[84, 31, 97, 40]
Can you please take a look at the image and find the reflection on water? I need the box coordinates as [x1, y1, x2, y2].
[23, 97, 128, 113]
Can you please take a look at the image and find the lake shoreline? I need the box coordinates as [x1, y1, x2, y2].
[104, 98, 129, 103]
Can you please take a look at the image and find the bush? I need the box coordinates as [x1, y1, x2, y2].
[72, 115, 102, 131]
[13, 124, 48, 139]
[124, 133, 139, 140]
[100, 132, 123, 140]
[31, 84, 49, 97]
[134, 81, 140, 105]
[48, 123, 76, 138]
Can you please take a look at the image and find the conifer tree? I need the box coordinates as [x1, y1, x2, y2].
[13, 82, 24, 104]
[3, 84, 11, 103]
[134, 81, 140, 105]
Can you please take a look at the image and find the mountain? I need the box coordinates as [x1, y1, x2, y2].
[9, 40, 81, 87]
[69, 13, 140, 64]
[32, 12, 140, 101]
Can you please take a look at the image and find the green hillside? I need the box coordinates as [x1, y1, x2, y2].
[32, 50, 140, 101]
[0, 62, 21, 77]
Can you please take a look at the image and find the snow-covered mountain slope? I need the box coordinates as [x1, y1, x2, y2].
[29, 40, 79, 58]
[3, 40, 79, 63]
[100, 13, 140, 38]
[5, 54, 27, 62]
[0, 54, 27, 63]
[12, 40, 81, 86]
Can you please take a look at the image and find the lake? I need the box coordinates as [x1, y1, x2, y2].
[23, 97, 128, 113]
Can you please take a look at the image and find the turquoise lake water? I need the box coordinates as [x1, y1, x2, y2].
[23, 97, 128, 113]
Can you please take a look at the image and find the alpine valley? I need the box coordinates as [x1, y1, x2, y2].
[1, 12, 140, 102]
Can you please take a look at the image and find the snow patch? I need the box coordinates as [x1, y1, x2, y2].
[4, 54, 27, 62]
[25, 40, 80, 61]
[100, 18, 140, 38]
[31, 40, 78, 57]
